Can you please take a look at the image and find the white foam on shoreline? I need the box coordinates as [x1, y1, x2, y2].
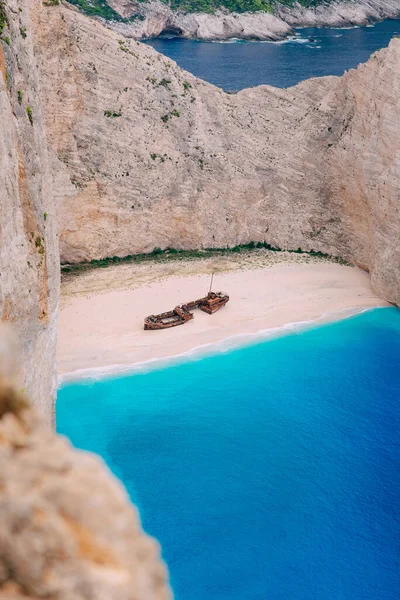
[58, 305, 385, 387]
[209, 34, 315, 45]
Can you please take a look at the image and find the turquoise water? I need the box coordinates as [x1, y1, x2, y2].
[57, 307, 400, 599]
[146, 19, 400, 90]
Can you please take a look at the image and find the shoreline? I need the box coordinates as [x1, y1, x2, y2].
[58, 305, 383, 385]
[57, 254, 389, 384]
[104, 1, 400, 42]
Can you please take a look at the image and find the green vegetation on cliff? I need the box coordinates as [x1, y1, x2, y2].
[169, 0, 273, 13]
[66, 0, 340, 20]
[66, 0, 144, 22]
[166, 0, 340, 14]
[0, 1, 8, 35]
[61, 243, 351, 275]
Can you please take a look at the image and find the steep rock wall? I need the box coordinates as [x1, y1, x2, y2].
[0, 354, 170, 599]
[0, 6, 170, 593]
[103, 0, 400, 41]
[32, 4, 400, 305]
[0, 0, 59, 423]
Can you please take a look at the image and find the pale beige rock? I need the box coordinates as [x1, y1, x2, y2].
[32, 4, 400, 306]
[105, 0, 400, 41]
[275, 0, 400, 29]
[0, 378, 171, 600]
[0, 0, 59, 424]
[107, 1, 293, 41]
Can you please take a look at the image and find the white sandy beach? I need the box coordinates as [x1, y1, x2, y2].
[57, 252, 389, 380]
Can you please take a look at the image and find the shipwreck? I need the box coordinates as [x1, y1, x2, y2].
[144, 275, 229, 330]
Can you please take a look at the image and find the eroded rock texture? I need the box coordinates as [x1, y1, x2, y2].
[102, 0, 400, 41]
[0, 375, 170, 600]
[0, 0, 59, 423]
[32, 4, 400, 305]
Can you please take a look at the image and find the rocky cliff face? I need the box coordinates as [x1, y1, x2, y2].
[107, 1, 294, 41]
[0, 6, 169, 593]
[0, 356, 170, 599]
[0, 2, 398, 592]
[104, 0, 400, 41]
[32, 3, 400, 306]
[0, 0, 59, 423]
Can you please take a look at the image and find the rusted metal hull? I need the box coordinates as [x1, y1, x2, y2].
[199, 294, 229, 314]
[144, 292, 229, 330]
[144, 307, 193, 330]
[182, 292, 230, 314]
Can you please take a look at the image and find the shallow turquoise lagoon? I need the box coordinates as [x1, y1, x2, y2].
[57, 307, 400, 600]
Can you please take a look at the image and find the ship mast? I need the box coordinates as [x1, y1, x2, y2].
[208, 272, 214, 294]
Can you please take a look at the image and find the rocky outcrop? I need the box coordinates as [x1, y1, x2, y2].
[0, 0, 59, 424]
[0, 4, 397, 592]
[275, 0, 400, 29]
[32, 3, 400, 306]
[0, 6, 170, 590]
[106, 1, 294, 41]
[104, 0, 400, 41]
[0, 352, 171, 600]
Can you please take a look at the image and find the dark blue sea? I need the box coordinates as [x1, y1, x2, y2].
[145, 19, 400, 90]
[57, 307, 400, 600]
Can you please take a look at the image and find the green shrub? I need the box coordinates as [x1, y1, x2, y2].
[161, 110, 181, 123]
[154, 0, 347, 15]
[118, 39, 138, 56]
[104, 110, 122, 117]
[0, 1, 8, 36]
[17, 90, 22, 105]
[67, 0, 142, 22]
[35, 236, 45, 254]
[20, 26, 27, 39]
[26, 106, 33, 125]
[61, 243, 352, 275]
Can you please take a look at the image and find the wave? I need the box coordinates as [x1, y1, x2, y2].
[329, 25, 361, 30]
[58, 306, 385, 387]
[209, 35, 315, 45]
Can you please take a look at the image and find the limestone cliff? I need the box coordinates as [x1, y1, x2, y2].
[100, 0, 400, 41]
[0, 0, 59, 423]
[0, 3, 397, 593]
[0, 6, 170, 593]
[32, 3, 400, 306]
[106, 1, 293, 41]
[0, 358, 170, 599]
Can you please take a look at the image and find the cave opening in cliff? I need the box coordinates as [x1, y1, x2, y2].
[159, 25, 184, 38]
